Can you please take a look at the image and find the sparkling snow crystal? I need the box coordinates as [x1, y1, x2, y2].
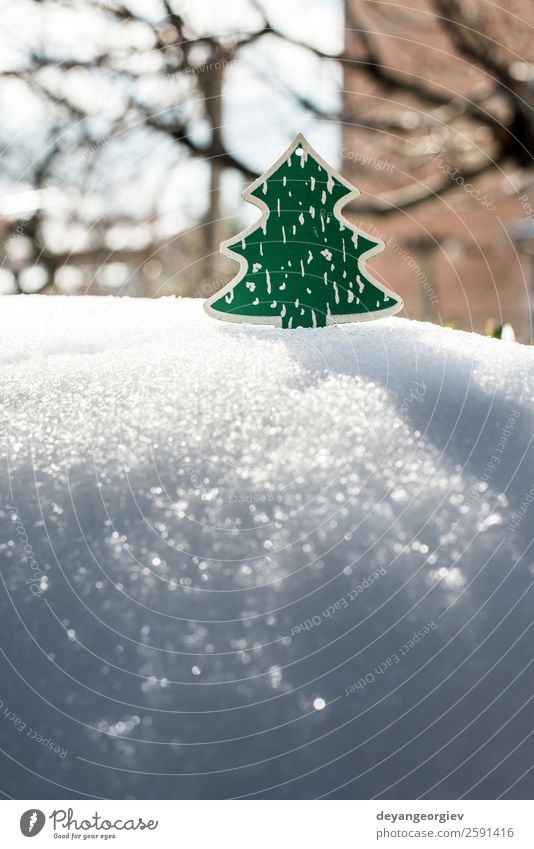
[1, 296, 533, 799]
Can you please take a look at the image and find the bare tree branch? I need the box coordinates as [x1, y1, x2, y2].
[352, 156, 501, 216]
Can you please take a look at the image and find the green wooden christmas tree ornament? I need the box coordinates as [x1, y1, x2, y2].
[204, 134, 403, 329]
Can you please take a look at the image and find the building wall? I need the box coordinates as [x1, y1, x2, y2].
[342, 0, 533, 337]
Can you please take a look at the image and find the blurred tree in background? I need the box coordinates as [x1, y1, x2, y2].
[0, 0, 533, 333]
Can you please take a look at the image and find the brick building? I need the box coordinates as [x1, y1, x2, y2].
[342, 0, 534, 337]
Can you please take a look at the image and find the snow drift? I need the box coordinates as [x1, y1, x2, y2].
[1, 296, 533, 799]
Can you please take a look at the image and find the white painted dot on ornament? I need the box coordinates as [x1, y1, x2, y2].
[295, 147, 304, 156]
[313, 697, 326, 711]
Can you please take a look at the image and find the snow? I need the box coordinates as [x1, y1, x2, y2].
[1, 295, 533, 800]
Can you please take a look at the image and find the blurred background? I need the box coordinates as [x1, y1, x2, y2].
[1, 0, 533, 337]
